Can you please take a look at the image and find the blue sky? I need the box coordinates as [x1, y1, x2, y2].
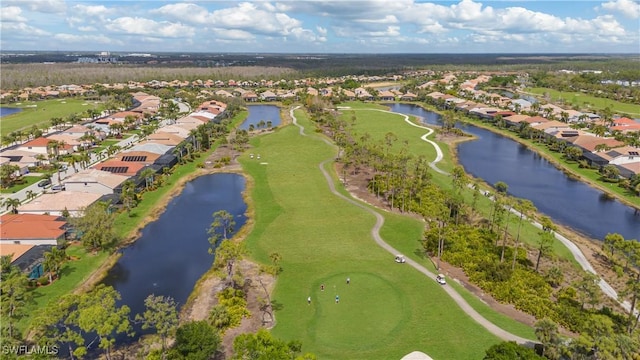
[1, 0, 639, 53]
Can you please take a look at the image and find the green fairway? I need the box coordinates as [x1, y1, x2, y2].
[0, 98, 102, 136]
[524, 88, 640, 116]
[240, 107, 534, 359]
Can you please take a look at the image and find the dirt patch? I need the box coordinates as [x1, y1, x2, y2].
[180, 260, 276, 359]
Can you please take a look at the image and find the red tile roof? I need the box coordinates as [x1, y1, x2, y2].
[0, 214, 66, 241]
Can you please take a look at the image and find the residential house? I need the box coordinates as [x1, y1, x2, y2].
[610, 117, 640, 133]
[378, 90, 396, 101]
[0, 244, 54, 280]
[242, 92, 259, 102]
[63, 169, 129, 195]
[0, 150, 39, 173]
[129, 143, 174, 155]
[17, 191, 102, 216]
[399, 92, 418, 101]
[260, 91, 278, 101]
[0, 213, 67, 246]
[93, 160, 146, 177]
[144, 132, 185, 146]
[17, 137, 71, 156]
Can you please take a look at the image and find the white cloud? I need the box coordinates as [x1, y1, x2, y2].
[599, 0, 640, 19]
[152, 3, 211, 24]
[105, 17, 195, 38]
[209, 28, 255, 41]
[53, 33, 119, 45]
[73, 4, 116, 17]
[3, 0, 65, 13]
[0, 6, 27, 22]
[77, 26, 97, 32]
[1, 21, 50, 37]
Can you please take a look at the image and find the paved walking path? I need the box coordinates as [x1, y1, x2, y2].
[349, 107, 630, 313]
[289, 106, 535, 345]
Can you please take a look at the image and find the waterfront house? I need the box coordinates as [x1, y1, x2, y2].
[63, 169, 129, 195]
[17, 191, 101, 217]
[0, 214, 67, 246]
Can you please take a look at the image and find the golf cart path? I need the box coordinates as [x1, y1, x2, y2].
[290, 106, 534, 345]
[342, 107, 629, 313]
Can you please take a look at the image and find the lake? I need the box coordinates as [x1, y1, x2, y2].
[239, 105, 282, 130]
[385, 103, 639, 241]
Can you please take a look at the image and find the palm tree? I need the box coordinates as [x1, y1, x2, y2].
[3, 198, 21, 214]
[25, 190, 36, 201]
[43, 247, 66, 284]
[138, 167, 156, 190]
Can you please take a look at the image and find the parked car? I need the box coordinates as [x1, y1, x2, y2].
[37, 179, 51, 188]
[395, 255, 406, 263]
[436, 274, 447, 285]
[51, 184, 65, 191]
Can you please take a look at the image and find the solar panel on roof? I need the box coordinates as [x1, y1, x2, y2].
[630, 151, 639, 156]
[122, 155, 147, 162]
[101, 166, 128, 174]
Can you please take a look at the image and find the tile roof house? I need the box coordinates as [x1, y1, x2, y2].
[129, 142, 174, 155]
[17, 137, 71, 155]
[114, 151, 161, 165]
[17, 191, 102, 217]
[378, 90, 396, 101]
[63, 168, 129, 195]
[94, 160, 145, 177]
[616, 162, 640, 179]
[0, 213, 67, 245]
[144, 132, 185, 146]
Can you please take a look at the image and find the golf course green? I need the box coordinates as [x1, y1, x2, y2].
[239, 106, 534, 359]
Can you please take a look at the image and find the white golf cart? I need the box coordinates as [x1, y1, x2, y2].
[395, 255, 406, 263]
[436, 274, 446, 285]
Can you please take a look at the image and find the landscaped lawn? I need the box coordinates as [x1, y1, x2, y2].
[16, 244, 110, 334]
[1, 98, 103, 136]
[240, 107, 533, 359]
[0, 175, 42, 194]
[525, 87, 640, 116]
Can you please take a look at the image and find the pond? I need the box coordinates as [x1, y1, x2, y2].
[385, 103, 639, 241]
[101, 173, 247, 347]
[0, 107, 22, 117]
[239, 105, 282, 130]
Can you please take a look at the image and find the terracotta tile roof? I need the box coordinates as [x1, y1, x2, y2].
[0, 214, 66, 241]
[21, 137, 52, 147]
[115, 151, 161, 163]
[568, 135, 625, 152]
[94, 160, 145, 176]
[0, 244, 34, 260]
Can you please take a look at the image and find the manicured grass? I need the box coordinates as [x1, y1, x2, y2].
[0, 98, 102, 136]
[241, 107, 533, 359]
[346, 102, 579, 266]
[17, 244, 110, 334]
[0, 175, 42, 194]
[524, 88, 640, 116]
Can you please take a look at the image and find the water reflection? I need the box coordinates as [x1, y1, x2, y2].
[385, 103, 639, 241]
[102, 173, 247, 345]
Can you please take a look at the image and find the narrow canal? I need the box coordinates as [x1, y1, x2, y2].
[385, 103, 639, 241]
[102, 173, 247, 345]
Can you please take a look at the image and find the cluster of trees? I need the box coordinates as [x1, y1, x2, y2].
[529, 71, 640, 106]
[307, 104, 640, 357]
